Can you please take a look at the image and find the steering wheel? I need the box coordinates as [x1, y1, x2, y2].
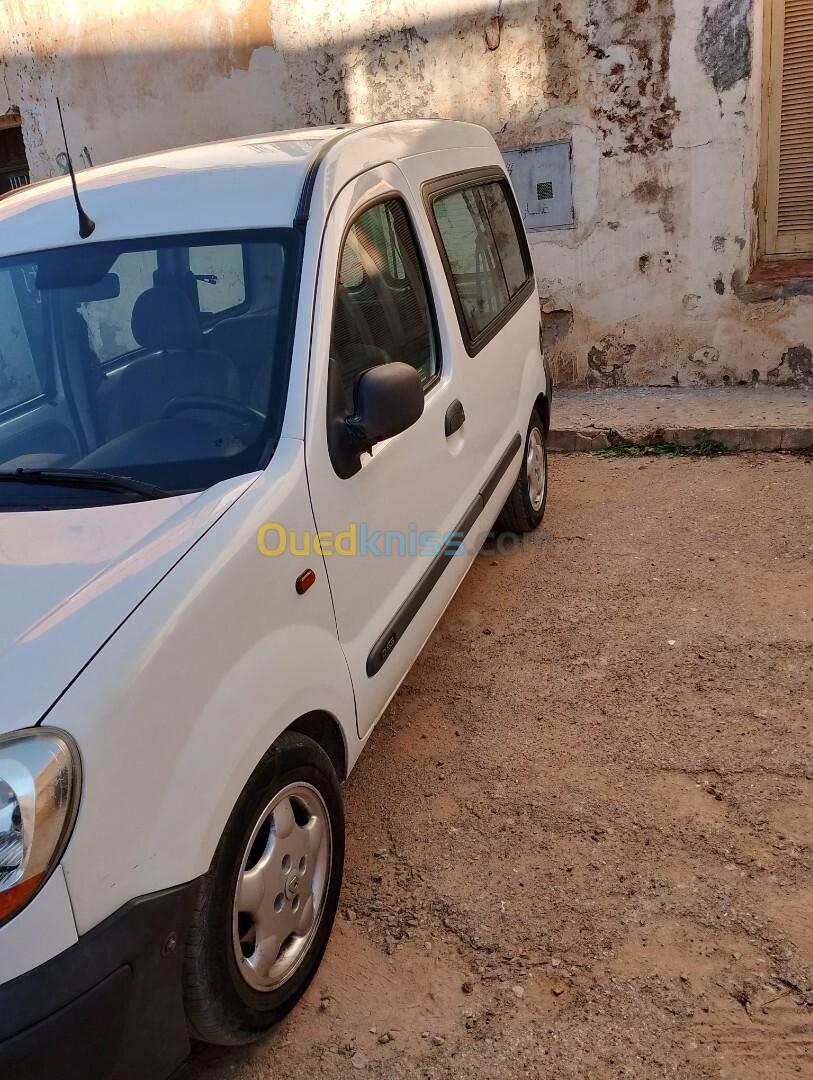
[161, 395, 266, 426]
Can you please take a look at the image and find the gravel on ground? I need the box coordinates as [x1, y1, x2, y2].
[190, 453, 813, 1080]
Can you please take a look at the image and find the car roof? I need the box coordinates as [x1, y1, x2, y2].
[0, 119, 495, 259]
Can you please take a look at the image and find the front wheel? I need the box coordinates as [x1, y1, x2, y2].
[183, 732, 344, 1044]
[496, 408, 548, 534]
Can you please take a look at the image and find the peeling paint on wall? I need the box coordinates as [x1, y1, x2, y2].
[587, 333, 637, 386]
[0, 0, 810, 389]
[696, 0, 752, 94]
[587, 0, 680, 156]
[768, 345, 813, 385]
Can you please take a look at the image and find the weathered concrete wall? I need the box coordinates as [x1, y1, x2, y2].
[1, 0, 811, 387]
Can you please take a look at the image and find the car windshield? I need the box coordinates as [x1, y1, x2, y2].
[0, 228, 302, 509]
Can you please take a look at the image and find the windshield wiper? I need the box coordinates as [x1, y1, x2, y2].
[0, 468, 171, 500]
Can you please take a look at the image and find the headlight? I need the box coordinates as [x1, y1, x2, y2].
[0, 728, 81, 927]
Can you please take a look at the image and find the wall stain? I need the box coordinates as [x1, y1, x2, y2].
[696, 0, 752, 94]
[484, 14, 503, 51]
[540, 296, 574, 349]
[587, 333, 637, 386]
[229, 0, 275, 72]
[587, 0, 679, 155]
[768, 345, 813, 386]
[633, 175, 674, 231]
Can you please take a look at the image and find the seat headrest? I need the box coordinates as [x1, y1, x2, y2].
[131, 285, 202, 352]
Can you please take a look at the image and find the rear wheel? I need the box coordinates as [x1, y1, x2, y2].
[496, 408, 548, 534]
[183, 732, 344, 1044]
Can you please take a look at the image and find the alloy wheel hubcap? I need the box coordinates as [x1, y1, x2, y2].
[232, 782, 331, 992]
[527, 427, 546, 512]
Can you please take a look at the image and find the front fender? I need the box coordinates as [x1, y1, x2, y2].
[50, 440, 357, 935]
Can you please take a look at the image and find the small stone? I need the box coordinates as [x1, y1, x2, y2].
[351, 1053, 369, 1070]
[667, 639, 676, 646]
[680, 973, 689, 983]
[552, 986, 565, 996]
[550, 957, 562, 968]
[511, 985, 525, 999]
[462, 981, 474, 994]
[378, 1033, 391, 1044]
[320, 997, 331, 1011]
[431, 1035, 445, 1047]
[482, 627, 493, 635]
[371, 871, 382, 884]
[345, 908, 356, 922]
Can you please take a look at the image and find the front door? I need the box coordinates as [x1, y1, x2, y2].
[305, 165, 483, 737]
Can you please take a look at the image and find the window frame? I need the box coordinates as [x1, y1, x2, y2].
[758, 0, 813, 269]
[329, 191, 443, 398]
[423, 166, 535, 357]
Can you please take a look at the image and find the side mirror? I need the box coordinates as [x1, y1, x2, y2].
[346, 362, 424, 452]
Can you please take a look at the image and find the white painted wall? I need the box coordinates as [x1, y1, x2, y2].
[1, 0, 811, 387]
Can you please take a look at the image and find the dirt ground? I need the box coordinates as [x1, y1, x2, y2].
[190, 453, 813, 1079]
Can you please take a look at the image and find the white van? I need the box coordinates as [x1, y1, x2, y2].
[0, 120, 551, 1079]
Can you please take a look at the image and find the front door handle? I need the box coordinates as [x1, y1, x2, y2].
[445, 399, 466, 437]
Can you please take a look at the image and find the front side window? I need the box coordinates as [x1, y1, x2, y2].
[0, 229, 302, 509]
[80, 249, 157, 362]
[0, 268, 45, 411]
[431, 175, 531, 344]
[190, 244, 247, 317]
[330, 198, 438, 412]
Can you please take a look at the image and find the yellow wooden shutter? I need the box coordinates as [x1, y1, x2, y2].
[764, 0, 813, 257]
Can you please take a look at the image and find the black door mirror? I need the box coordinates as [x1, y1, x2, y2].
[346, 362, 424, 450]
[327, 360, 425, 479]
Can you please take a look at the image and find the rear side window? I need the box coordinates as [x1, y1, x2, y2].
[479, 182, 529, 296]
[429, 174, 532, 349]
[331, 198, 438, 412]
[433, 189, 508, 338]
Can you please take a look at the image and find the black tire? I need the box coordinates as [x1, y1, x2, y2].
[496, 408, 548, 534]
[183, 731, 344, 1044]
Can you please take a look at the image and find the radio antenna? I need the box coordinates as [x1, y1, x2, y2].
[55, 97, 95, 239]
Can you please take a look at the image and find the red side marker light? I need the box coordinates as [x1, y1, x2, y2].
[296, 568, 316, 595]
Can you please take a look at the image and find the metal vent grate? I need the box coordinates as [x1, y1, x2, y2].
[536, 180, 554, 200]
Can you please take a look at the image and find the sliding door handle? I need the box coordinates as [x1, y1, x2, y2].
[445, 399, 466, 437]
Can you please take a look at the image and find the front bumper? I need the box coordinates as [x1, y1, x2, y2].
[0, 879, 199, 1080]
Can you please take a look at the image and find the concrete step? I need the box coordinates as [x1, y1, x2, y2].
[549, 386, 813, 452]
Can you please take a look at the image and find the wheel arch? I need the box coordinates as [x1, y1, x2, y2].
[286, 710, 348, 782]
[534, 391, 551, 436]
